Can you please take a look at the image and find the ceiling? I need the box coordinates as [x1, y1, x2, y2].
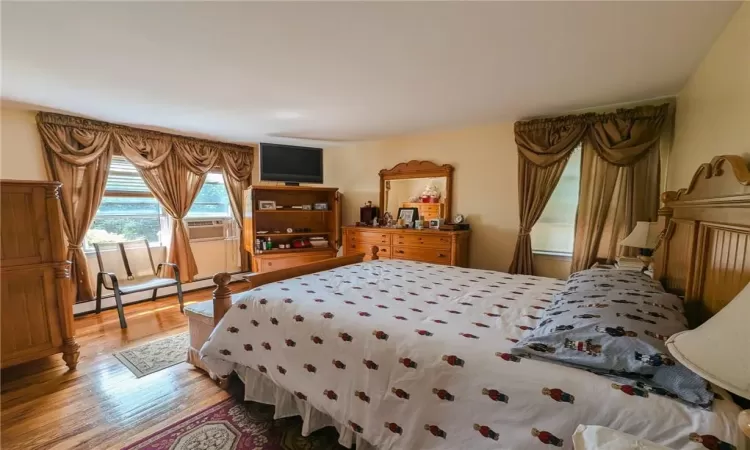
[1, 2, 740, 145]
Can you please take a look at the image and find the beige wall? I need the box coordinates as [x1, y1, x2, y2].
[0, 108, 47, 180]
[0, 107, 244, 312]
[668, 2, 750, 190]
[324, 123, 571, 278]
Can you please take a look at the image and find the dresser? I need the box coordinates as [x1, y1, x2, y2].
[343, 226, 470, 266]
[0, 180, 79, 369]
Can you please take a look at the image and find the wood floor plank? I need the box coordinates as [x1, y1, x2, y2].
[1, 282, 250, 450]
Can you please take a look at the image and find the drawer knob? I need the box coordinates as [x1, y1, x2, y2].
[438, 253, 446, 258]
[397, 250, 404, 254]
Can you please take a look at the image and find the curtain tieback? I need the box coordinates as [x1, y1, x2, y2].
[68, 244, 83, 250]
[518, 228, 531, 237]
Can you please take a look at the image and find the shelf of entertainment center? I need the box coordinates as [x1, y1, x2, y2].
[253, 246, 334, 255]
[254, 209, 332, 214]
[257, 231, 333, 237]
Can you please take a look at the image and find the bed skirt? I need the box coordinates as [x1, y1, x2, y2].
[235, 365, 377, 450]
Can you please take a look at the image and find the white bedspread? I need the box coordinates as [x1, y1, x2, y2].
[200, 260, 744, 450]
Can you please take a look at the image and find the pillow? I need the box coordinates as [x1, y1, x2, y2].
[564, 269, 665, 295]
[553, 288, 684, 316]
[512, 289, 712, 407]
[572, 425, 673, 450]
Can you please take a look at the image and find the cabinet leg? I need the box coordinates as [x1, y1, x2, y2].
[62, 338, 80, 370]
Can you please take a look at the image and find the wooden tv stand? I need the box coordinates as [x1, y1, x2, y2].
[243, 185, 341, 273]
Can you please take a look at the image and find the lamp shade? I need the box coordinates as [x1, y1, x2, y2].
[620, 221, 661, 249]
[666, 281, 750, 399]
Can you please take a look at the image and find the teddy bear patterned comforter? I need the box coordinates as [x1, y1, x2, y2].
[200, 260, 744, 450]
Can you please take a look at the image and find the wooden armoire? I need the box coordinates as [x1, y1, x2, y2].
[0, 180, 79, 369]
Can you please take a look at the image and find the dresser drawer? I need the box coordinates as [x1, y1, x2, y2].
[392, 246, 451, 265]
[418, 204, 441, 215]
[346, 242, 390, 260]
[394, 233, 451, 249]
[348, 230, 391, 246]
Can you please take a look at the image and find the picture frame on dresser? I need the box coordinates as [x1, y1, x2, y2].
[397, 207, 419, 226]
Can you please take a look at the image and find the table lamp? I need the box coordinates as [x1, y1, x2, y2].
[666, 281, 750, 438]
[619, 221, 661, 267]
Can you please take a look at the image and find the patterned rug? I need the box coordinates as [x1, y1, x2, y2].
[123, 396, 345, 450]
[114, 333, 189, 377]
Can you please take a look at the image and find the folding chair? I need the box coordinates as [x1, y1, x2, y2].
[93, 239, 184, 328]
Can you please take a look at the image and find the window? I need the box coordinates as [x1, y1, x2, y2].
[531, 147, 581, 255]
[186, 172, 232, 218]
[85, 158, 233, 249]
[86, 156, 163, 247]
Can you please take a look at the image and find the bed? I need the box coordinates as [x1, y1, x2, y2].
[194, 155, 750, 450]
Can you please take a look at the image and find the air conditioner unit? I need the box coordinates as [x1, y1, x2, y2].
[185, 219, 227, 241]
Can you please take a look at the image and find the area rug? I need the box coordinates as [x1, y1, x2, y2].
[114, 332, 189, 378]
[123, 396, 344, 450]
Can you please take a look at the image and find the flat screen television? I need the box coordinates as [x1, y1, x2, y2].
[259, 143, 323, 184]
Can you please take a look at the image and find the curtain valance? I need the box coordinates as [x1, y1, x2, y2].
[515, 103, 670, 168]
[37, 112, 254, 179]
[514, 115, 586, 168]
[585, 103, 669, 166]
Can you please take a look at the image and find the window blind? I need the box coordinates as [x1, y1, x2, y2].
[105, 156, 151, 195]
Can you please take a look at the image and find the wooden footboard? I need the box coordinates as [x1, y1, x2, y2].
[210, 246, 380, 326]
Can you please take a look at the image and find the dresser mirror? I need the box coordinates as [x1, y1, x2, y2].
[379, 160, 454, 222]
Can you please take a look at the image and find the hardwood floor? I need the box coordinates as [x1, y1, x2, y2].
[1, 282, 250, 450]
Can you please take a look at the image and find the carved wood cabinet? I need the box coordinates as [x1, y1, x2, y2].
[343, 226, 470, 266]
[0, 180, 79, 369]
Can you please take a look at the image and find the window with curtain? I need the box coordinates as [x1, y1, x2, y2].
[531, 146, 581, 255]
[85, 156, 164, 248]
[186, 171, 232, 218]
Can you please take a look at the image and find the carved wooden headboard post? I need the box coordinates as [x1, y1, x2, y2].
[653, 196, 674, 281]
[652, 155, 750, 326]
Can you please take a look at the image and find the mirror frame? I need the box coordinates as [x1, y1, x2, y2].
[379, 160, 454, 222]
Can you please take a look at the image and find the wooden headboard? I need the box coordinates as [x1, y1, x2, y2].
[653, 155, 750, 326]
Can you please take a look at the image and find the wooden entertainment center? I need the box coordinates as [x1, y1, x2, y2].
[243, 185, 341, 273]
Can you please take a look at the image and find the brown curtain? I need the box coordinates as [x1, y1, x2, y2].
[37, 122, 114, 302]
[570, 105, 668, 272]
[570, 147, 623, 271]
[221, 151, 254, 271]
[509, 117, 586, 274]
[138, 153, 206, 282]
[37, 112, 254, 296]
[509, 156, 573, 274]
